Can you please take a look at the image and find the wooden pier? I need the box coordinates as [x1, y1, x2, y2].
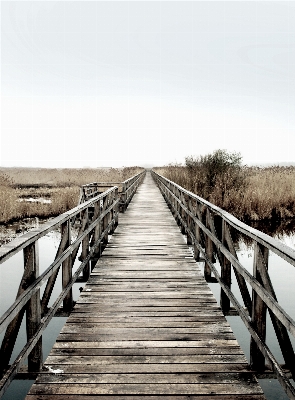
[25, 173, 265, 399]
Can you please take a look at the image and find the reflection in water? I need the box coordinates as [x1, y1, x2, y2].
[250, 218, 295, 239]
[225, 218, 295, 250]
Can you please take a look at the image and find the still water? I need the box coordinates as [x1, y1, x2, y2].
[1, 224, 295, 399]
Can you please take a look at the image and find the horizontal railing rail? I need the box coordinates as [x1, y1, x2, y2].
[151, 170, 295, 400]
[0, 186, 120, 397]
[80, 170, 146, 212]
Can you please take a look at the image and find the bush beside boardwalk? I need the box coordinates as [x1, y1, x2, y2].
[156, 150, 295, 223]
[0, 166, 143, 224]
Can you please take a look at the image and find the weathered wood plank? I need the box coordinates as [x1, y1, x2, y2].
[28, 383, 263, 396]
[50, 346, 244, 356]
[26, 395, 266, 400]
[34, 372, 257, 384]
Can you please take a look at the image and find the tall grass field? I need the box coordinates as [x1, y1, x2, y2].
[0, 167, 142, 224]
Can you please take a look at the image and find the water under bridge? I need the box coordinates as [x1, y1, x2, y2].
[1, 171, 295, 399]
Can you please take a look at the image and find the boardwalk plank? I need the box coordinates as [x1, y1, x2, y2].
[26, 172, 265, 399]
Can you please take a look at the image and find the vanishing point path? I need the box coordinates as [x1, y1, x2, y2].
[26, 173, 265, 399]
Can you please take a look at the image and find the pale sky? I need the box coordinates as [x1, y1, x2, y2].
[1, 1, 295, 168]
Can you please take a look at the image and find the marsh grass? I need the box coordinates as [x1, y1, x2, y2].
[156, 164, 295, 222]
[0, 167, 142, 224]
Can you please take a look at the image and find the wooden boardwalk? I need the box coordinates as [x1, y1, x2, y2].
[26, 173, 265, 399]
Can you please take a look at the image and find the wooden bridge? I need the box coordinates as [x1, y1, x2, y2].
[1, 171, 295, 399]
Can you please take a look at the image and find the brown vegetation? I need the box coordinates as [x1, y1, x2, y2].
[155, 151, 295, 222]
[0, 167, 142, 224]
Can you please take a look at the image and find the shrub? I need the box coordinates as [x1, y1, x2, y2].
[185, 150, 246, 203]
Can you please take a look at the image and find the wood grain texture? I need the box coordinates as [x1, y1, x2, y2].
[26, 173, 265, 399]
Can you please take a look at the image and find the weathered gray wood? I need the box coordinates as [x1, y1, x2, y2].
[0, 192, 120, 334]
[255, 244, 295, 380]
[81, 208, 90, 280]
[26, 173, 264, 399]
[250, 242, 267, 371]
[25, 242, 42, 372]
[220, 220, 231, 313]
[41, 222, 70, 313]
[0, 249, 32, 373]
[223, 224, 252, 314]
[62, 221, 73, 312]
[26, 395, 266, 400]
[153, 171, 295, 335]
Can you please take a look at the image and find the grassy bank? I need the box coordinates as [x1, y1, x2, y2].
[155, 155, 295, 222]
[0, 167, 142, 224]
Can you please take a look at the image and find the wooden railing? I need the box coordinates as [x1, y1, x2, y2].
[80, 170, 146, 212]
[0, 185, 122, 397]
[152, 170, 295, 400]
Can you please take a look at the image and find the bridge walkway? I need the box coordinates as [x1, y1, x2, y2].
[26, 172, 265, 399]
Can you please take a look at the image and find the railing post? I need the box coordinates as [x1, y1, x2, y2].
[180, 193, 186, 235]
[62, 220, 73, 312]
[110, 189, 118, 234]
[220, 220, 231, 314]
[204, 209, 213, 281]
[193, 202, 201, 262]
[223, 225, 252, 315]
[41, 223, 69, 314]
[194, 225, 201, 262]
[114, 187, 119, 228]
[187, 200, 193, 246]
[25, 242, 42, 372]
[104, 195, 109, 246]
[121, 183, 127, 213]
[90, 200, 102, 271]
[253, 242, 295, 379]
[250, 241, 267, 371]
[82, 208, 90, 281]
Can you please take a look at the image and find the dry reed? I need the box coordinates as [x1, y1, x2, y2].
[156, 164, 295, 222]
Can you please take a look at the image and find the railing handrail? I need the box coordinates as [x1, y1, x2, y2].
[151, 170, 295, 400]
[0, 185, 122, 397]
[152, 171, 295, 267]
[80, 171, 146, 209]
[0, 195, 117, 333]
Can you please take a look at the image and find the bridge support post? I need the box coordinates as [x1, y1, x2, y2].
[220, 220, 231, 314]
[25, 242, 43, 372]
[102, 195, 109, 250]
[250, 242, 267, 371]
[113, 188, 119, 230]
[82, 208, 90, 281]
[186, 200, 193, 246]
[204, 210, 213, 281]
[120, 182, 127, 213]
[91, 201, 102, 270]
[194, 224, 201, 261]
[62, 221, 73, 312]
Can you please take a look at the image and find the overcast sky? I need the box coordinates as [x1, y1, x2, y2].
[1, 1, 295, 168]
